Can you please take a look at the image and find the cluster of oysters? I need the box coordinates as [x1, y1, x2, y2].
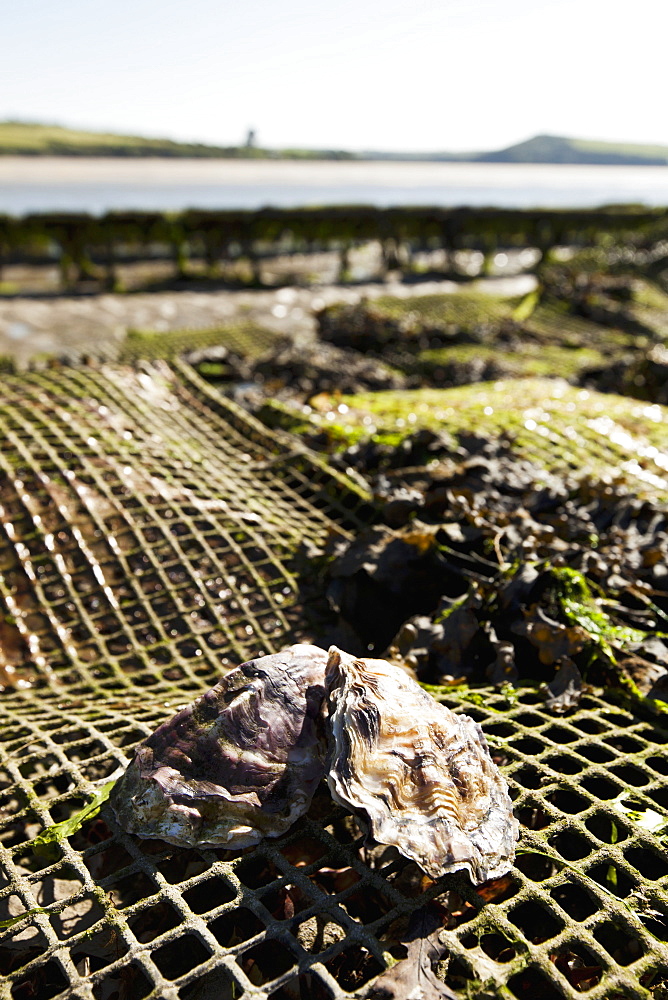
[111, 645, 518, 885]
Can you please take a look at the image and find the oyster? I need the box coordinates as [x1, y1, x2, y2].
[110, 644, 329, 849]
[325, 647, 518, 884]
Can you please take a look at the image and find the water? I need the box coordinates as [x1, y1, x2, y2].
[1, 157, 668, 215]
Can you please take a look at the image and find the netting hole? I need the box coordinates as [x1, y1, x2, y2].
[547, 789, 589, 814]
[10, 959, 68, 1000]
[178, 963, 236, 999]
[552, 944, 603, 992]
[324, 945, 384, 991]
[155, 851, 210, 884]
[32, 775, 76, 800]
[0, 928, 50, 975]
[278, 835, 328, 868]
[236, 855, 280, 889]
[550, 882, 598, 921]
[182, 876, 237, 914]
[543, 752, 585, 775]
[646, 754, 668, 776]
[107, 870, 157, 908]
[51, 894, 105, 940]
[262, 882, 311, 920]
[586, 862, 635, 899]
[517, 805, 551, 831]
[509, 901, 562, 943]
[512, 765, 543, 790]
[14, 846, 63, 874]
[507, 965, 564, 1000]
[514, 852, 556, 882]
[92, 961, 152, 1000]
[542, 725, 579, 745]
[593, 920, 645, 965]
[476, 874, 519, 905]
[579, 775, 622, 800]
[83, 841, 134, 879]
[151, 933, 211, 980]
[210, 906, 265, 947]
[610, 763, 650, 787]
[604, 735, 643, 753]
[549, 830, 594, 862]
[601, 711, 634, 728]
[70, 926, 129, 972]
[485, 722, 515, 739]
[585, 811, 628, 844]
[636, 724, 668, 746]
[309, 863, 362, 897]
[3, 812, 47, 849]
[574, 718, 608, 735]
[480, 932, 517, 962]
[128, 900, 182, 943]
[647, 786, 668, 810]
[339, 885, 395, 925]
[239, 936, 298, 986]
[625, 846, 668, 880]
[508, 736, 545, 755]
[640, 906, 668, 942]
[577, 743, 616, 764]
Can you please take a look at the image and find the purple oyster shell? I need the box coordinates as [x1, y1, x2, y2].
[325, 647, 518, 884]
[110, 644, 329, 849]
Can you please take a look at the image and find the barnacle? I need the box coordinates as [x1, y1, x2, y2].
[325, 647, 518, 884]
[110, 644, 329, 848]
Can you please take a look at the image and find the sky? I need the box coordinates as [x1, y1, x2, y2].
[3, 0, 667, 153]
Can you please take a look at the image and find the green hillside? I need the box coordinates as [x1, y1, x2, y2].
[477, 133, 668, 165]
[0, 120, 251, 157]
[0, 121, 356, 159]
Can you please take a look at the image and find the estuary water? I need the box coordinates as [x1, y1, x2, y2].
[1, 157, 668, 215]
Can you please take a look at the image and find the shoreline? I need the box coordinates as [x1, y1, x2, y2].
[1, 158, 667, 216]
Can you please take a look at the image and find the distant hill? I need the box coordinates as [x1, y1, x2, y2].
[475, 134, 668, 165]
[362, 135, 668, 165]
[1, 122, 667, 165]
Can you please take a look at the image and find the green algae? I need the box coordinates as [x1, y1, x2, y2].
[30, 779, 117, 860]
[278, 379, 668, 499]
[552, 567, 649, 654]
[119, 320, 281, 362]
[412, 342, 605, 381]
[366, 290, 520, 327]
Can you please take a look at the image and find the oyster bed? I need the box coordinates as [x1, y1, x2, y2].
[2, 240, 668, 999]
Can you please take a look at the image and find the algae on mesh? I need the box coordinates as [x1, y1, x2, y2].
[412, 343, 605, 381]
[119, 320, 280, 362]
[269, 379, 668, 497]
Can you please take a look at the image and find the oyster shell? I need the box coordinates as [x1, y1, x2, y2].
[110, 644, 329, 849]
[325, 647, 518, 884]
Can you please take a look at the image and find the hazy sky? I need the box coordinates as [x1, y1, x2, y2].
[3, 0, 666, 152]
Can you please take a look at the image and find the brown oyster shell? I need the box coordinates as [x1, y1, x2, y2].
[325, 647, 518, 884]
[110, 644, 329, 849]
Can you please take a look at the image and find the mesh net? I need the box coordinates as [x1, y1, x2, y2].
[1, 362, 668, 1000]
